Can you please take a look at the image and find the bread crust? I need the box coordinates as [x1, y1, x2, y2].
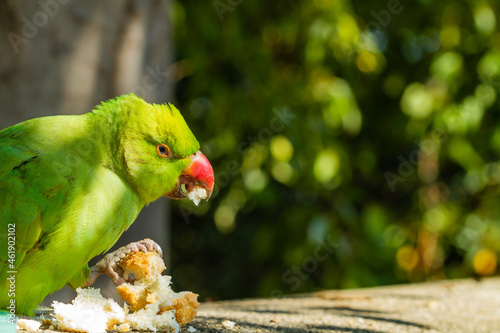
[159, 292, 200, 326]
[118, 251, 166, 284]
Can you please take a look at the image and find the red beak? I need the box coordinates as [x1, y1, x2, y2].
[166, 151, 214, 200]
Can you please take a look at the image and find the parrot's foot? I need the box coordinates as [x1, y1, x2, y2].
[84, 238, 162, 287]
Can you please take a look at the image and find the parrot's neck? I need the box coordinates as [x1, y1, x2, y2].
[85, 108, 139, 200]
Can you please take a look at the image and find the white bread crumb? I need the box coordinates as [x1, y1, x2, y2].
[126, 302, 179, 332]
[52, 287, 126, 333]
[188, 187, 207, 206]
[187, 326, 197, 332]
[116, 323, 130, 332]
[16, 318, 41, 332]
[222, 320, 236, 329]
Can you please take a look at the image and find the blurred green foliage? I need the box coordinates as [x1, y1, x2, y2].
[169, 0, 500, 300]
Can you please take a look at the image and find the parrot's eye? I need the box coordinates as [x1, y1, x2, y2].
[156, 144, 171, 158]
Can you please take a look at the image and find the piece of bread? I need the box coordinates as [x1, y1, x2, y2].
[118, 250, 166, 285]
[158, 291, 200, 326]
[52, 249, 199, 333]
[16, 319, 42, 332]
[52, 287, 126, 332]
[116, 251, 200, 325]
[116, 251, 164, 311]
[188, 187, 207, 206]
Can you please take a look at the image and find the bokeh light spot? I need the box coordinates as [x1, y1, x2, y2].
[270, 135, 294, 162]
[214, 205, 236, 234]
[383, 74, 406, 98]
[397, 245, 419, 271]
[400, 83, 434, 119]
[272, 162, 294, 184]
[473, 249, 497, 276]
[431, 51, 463, 82]
[440, 26, 460, 48]
[474, 4, 496, 35]
[314, 149, 340, 183]
[356, 51, 378, 73]
[243, 168, 268, 191]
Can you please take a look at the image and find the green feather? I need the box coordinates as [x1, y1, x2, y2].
[0, 94, 199, 315]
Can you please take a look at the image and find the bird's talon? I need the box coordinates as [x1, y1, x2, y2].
[138, 238, 163, 258]
[85, 238, 163, 287]
[136, 243, 148, 253]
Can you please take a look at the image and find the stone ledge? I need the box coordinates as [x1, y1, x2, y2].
[25, 277, 500, 332]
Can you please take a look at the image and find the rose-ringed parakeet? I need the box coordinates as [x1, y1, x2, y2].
[0, 94, 214, 316]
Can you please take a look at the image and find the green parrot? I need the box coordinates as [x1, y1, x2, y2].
[0, 94, 214, 316]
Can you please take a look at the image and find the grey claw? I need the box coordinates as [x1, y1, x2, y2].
[139, 238, 163, 258]
[135, 243, 148, 253]
[151, 242, 163, 257]
[143, 242, 153, 252]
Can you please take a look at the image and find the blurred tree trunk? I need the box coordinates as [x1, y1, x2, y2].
[0, 0, 173, 303]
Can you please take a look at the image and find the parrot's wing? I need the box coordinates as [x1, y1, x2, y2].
[0, 123, 70, 278]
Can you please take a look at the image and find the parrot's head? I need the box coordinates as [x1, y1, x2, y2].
[99, 94, 214, 204]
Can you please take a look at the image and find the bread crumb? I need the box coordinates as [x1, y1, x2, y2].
[16, 319, 41, 332]
[127, 302, 179, 332]
[188, 187, 207, 206]
[222, 320, 236, 329]
[52, 287, 126, 333]
[116, 323, 130, 332]
[158, 291, 200, 326]
[187, 326, 197, 332]
[116, 282, 152, 312]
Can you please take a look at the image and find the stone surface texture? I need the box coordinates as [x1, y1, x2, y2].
[21, 277, 500, 333]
